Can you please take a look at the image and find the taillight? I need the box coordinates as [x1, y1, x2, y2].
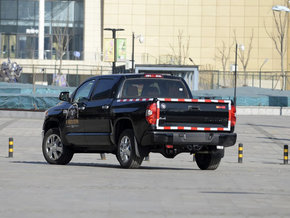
[231, 105, 236, 126]
[146, 103, 157, 125]
[144, 74, 163, 78]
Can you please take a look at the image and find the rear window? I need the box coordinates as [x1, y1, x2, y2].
[120, 78, 190, 98]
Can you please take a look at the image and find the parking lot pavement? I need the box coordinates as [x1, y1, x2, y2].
[0, 115, 290, 218]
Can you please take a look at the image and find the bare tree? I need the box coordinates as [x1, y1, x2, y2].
[216, 41, 233, 87]
[169, 30, 190, 65]
[265, 8, 288, 90]
[53, 25, 71, 75]
[233, 29, 254, 85]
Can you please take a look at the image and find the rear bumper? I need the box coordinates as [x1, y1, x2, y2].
[141, 131, 237, 147]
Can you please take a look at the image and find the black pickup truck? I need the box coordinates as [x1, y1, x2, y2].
[42, 73, 237, 170]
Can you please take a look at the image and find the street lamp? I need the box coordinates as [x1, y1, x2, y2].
[234, 43, 244, 107]
[272, 5, 290, 12]
[131, 32, 144, 73]
[259, 58, 269, 88]
[104, 28, 125, 74]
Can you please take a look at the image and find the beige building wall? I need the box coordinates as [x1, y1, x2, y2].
[102, 0, 289, 72]
[84, 0, 102, 65]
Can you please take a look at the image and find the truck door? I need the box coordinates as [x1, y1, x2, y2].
[82, 77, 119, 148]
[64, 79, 95, 145]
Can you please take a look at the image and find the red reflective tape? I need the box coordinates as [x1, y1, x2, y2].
[178, 99, 185, 102]
[205, 99, 211, 103]
[164, 98, 172, 101]
[157, 108, 160, 119]
[228, 109, 232, 122]
[157, 126, 227, 131]
[191, 99, 198, 102]
[218, 100, 225, 103]
[118, 98, 154, 102]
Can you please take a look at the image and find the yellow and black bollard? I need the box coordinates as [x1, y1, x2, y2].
[238, 143, 243, 163]
[284, 145, 288, 165]
[8, 137, 13, 158]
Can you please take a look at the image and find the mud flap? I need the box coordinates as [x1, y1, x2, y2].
[134, 137, 141, 158]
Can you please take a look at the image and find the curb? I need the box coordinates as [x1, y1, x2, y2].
[0, 110, 45, 119]
[237, 106, 290, 116]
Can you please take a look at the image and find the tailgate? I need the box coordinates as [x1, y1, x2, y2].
[156, 98, 233, 131]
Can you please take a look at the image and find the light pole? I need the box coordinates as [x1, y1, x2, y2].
[38, 0, 45, 60]
[234, 44, 244, 106]
[259, 58, 269, 88]
[104, 28, 124, 74]
[131, 32, 144, 73]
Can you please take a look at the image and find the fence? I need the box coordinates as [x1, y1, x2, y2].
[199, 71, 290, 90]
[8, 64, 112, 87]
[1, 63, 290, 91]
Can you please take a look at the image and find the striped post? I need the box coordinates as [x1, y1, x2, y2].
[238, 143, 243, 163]
[8, 138, 13, 158]
[284, 145, 288, 165]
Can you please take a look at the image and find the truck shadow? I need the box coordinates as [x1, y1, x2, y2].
[12, 161, 196, 171]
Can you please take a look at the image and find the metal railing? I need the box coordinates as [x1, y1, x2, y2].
[1, 64, 112, 87]
[199, 71, 290, 90]
[1, 63, 289, 91]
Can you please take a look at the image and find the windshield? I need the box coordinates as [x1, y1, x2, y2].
[120, 78, 190, 98]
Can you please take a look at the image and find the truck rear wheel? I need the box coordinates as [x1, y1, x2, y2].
[42, 128, 74, 165]
[116, 129, 143, 168]
[195, 150, 222, 170]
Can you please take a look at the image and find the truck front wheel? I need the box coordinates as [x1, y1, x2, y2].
[42, 128, 74, 165]
[116, 129, 143, 168]
[195, 150, 222, 170]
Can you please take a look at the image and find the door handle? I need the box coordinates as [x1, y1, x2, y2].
[188, 105, 200, 111]
[102, 105, 110, 110]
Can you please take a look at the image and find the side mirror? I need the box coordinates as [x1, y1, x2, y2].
[59, 91, 70, 102]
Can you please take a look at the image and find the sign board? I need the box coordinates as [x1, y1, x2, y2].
[230, 64, 238, 72]
[103, 38, 114, 62]
[116, 38, 126, 61]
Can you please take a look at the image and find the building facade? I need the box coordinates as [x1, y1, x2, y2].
[102, 0, 290, 72]
[0, 0, 289, 73]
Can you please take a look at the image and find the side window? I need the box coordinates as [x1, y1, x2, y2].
[91, 78, 116, 100]
[73, 80, 95, 103]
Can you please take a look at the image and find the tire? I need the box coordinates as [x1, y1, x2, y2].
[42, 128, 74, 165]
[195, 150, 222, 170]
[116, 129, 144, 169]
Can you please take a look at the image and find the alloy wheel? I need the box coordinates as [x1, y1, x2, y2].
[45, 134, 63, 161]
[119, 135, 132, 163]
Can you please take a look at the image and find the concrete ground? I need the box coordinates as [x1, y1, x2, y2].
[0, 113, 290, 218]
